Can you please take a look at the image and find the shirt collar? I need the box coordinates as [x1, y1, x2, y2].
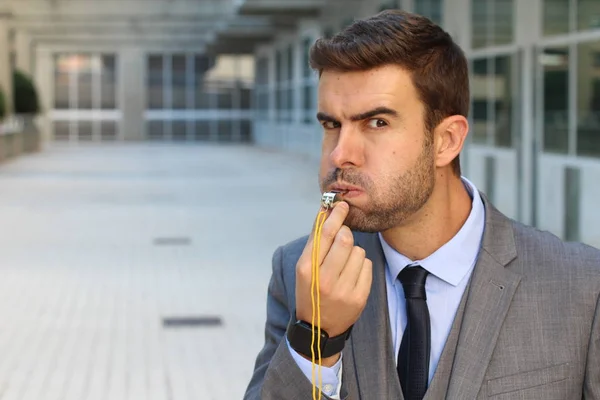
[379, 177, 485, 287]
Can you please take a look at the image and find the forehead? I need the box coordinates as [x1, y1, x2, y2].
[317, 65, 420, 114]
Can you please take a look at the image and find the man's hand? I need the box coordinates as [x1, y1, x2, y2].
[294, 201, 373, 365]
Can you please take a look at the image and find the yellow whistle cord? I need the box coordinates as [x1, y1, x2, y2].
[311, 208, 328, 400]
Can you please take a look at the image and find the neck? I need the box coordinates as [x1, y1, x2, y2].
[381, 172, 472, 261]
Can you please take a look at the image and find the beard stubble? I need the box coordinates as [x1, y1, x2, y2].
[320, 141, 435, 233]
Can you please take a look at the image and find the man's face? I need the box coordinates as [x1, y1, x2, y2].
[317, 64, 436, 232]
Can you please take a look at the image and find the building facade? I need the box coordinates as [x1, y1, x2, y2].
[251, 0, 600, 248]
[0, 0, 599, 247]
[0, 0, 256, 143]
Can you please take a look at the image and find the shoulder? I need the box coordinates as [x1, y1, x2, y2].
[510, 220, 600, 282]
[270, 235, 309, 285]
[269, 235, 309, 309]
[274, 235, 309, 267]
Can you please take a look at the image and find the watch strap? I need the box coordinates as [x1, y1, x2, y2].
[286, 315, 352, 359]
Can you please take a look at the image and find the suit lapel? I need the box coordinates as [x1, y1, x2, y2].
[445, 194, 522, 399]
[423, 278, 469, 400]
[345, 194, 521, 399]
[350, 232, 404, 400]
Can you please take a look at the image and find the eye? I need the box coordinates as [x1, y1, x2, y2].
[322, 121, 340, 130]
[367, 119, 388, 128]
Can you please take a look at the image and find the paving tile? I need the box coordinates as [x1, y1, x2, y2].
[0, 143, 320, 400]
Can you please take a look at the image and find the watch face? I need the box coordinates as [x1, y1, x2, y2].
[298, 321, 328, 338]
[297, 320, 312, 329]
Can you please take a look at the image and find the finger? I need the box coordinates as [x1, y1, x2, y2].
[355, 258, 373, 301]
[298, 201, 349, 265]
[319, 226, 355, 283]
[335, 245, 366, 289]
[313, 201, 350, 265]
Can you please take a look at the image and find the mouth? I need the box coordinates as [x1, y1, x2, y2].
[329, 183, 364, 198]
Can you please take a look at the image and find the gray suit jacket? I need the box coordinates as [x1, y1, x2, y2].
[244, 196, 600, 399]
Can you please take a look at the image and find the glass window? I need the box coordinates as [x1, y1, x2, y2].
[194, 120, 211, 141]
[100, 55, 116, 110]
[494, 0, 513, 46]
[471, 55, 515, 147]
[216, 87, 233, 109]
[237, 55, 255, 84]
[541, 47, 569, 154]
[471, 58, 489, 143]
[100, 120, 117, 140]
[54, 54, 71, 109]
[76, 55, 93, 110]
[240, 87, 252, 110]
[147, 55, 164, 109]
[577, 40, 600, 157]
[256, 57, 269, 85]
[172, 120, 187, 141]
[53, 121, 70, 140]
[77, 120, 93, 141]
[286, 87, 293, 120]
[577, 0, 600, 31]
[276, 51, 283, 83]
[414, 0, 443, 25]
[287, 46, 294, 82]
[171, 54, 187, 110]
[147, 120, 164, 140]
[303, 84, 316, 124]
[194, 55, 211, 110]
[217, 120, 233, 142]
[543, 0, 570, 35]
[564, 167, 581, 241]
[240, 120, 252, 142]
[379, 0, 399, 12]
[472, 0, 489, 49]
[544, 0, 600, 34]
[471, 0, 514, 49]
[494, 55, 513, 147]
[303, 38, 313, 78]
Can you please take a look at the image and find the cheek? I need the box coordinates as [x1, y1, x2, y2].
[368, 146, 409, 180]
[318, 157, 330, 181]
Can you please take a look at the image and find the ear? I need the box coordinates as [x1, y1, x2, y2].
[433, 115, 469, 169]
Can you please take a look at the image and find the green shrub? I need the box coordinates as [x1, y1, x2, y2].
[13, 70, 40, 115]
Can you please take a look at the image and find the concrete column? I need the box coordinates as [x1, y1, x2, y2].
[515, 0, 542, 227]
[34, 47, 53, 146]
[15, 31, 32, 75]
[0, 10, 13, 116]
[119, 47, 146, 140]
[442, 0, 470, 49]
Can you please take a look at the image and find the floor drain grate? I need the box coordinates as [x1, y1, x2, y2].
[153, 237, 192, 246]
[162, 316, 223, 328]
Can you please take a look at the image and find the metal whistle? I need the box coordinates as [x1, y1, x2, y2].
[321, 190, 344, 211]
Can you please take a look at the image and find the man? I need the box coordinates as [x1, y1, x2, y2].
[244, 9, 600, 400]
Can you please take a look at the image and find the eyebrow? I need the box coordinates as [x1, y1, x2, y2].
[316, 106, 399, 123]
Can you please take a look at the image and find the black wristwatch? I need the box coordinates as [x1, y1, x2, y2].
[286, 312, 353, 359]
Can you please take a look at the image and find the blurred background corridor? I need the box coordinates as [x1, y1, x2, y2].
[0, 0, 599, 398]
[0, 142, 318, 399]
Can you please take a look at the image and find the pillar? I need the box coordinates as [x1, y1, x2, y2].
[0, 9, 13, 116]
[119, 47, 145, 140]
[15, 31, 32, 75]
[34, 47, 53, 146]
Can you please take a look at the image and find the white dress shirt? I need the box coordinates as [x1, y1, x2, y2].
[287, 177, 486, 398]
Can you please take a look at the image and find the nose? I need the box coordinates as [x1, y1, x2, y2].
[329, 127, 365, 169]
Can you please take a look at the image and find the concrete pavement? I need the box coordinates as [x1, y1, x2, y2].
[0, 142, 322, 400]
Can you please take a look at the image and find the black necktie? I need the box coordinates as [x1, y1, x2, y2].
[397, 265, 431, 400]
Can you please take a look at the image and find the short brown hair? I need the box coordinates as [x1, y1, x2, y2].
[309, 10, 469, 176]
